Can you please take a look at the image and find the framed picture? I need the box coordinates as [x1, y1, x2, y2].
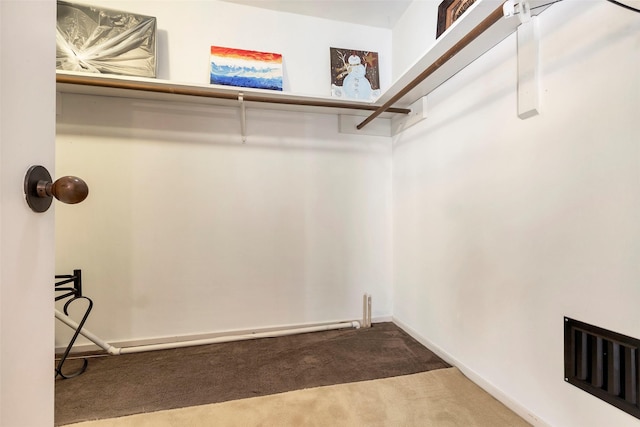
[330, 47, 380, 101]
[210, 46, 283, 91]
[436, 0, 477, 38]
[56, 1, 157, 77]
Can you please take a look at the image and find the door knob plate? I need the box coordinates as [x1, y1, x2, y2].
[24, 165, 54, 213]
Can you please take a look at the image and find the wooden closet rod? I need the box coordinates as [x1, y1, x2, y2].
[357, 2, 507, 130]
[56, 74, 411, 115]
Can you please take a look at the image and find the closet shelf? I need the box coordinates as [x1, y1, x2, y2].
[56, 0, 553, 128]
[56, 71, 410, 118]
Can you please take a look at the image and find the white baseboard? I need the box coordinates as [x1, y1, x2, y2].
[391, 317, 551, 427]
[371, 315, 393, 323]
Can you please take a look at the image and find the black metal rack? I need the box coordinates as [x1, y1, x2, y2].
[55, 269, 93, 379]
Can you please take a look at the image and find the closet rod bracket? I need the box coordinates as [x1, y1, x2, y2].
[503, 0, 532, 22]
[238, 92, 247, 143]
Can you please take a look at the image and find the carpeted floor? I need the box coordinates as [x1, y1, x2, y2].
[65, 367, 531, 427]
[56, 322, 450, 426]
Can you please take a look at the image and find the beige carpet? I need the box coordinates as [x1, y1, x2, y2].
[66, 367, 530, 427]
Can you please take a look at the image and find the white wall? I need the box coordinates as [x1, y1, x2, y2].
[92, 0, 393, 95]
[392, 1, 640, 426]
[391, 0, 438, 80]
[55, 1, 393, 347]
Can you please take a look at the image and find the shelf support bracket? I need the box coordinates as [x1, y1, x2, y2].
[516, 9, 540, 119]
[238, 92, 247, 143]
[391, 95, 427, 136]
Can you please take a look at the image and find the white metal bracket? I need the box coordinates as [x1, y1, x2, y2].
[517, 15, 540, 119]
[238, 92, 247, 143]
[504, 0, 539, 119]
[503, 0, 531, 23]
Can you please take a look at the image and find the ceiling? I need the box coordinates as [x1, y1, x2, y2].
[218, 0, 414, 29]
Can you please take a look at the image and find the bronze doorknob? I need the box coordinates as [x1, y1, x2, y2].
[24, 165, 89, 212]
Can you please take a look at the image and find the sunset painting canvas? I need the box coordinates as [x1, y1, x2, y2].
[210, 46, 283, 91]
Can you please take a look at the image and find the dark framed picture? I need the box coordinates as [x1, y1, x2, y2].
[330, 47, 380, 101]
[436, 0, 477, 38]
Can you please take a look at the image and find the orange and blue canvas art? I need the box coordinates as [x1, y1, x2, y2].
[210, 46, 283, 91]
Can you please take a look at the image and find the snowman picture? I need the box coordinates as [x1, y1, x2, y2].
[330, 48, 380, 101]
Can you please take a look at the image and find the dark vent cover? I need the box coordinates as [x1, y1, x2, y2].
[564, 317, 640, 419]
